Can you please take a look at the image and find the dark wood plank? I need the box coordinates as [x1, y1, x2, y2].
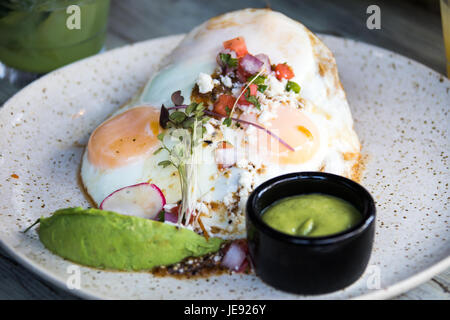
[0, 246, 78, 299]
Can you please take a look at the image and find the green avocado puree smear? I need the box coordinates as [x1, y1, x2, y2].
[37, 207, 223, 271]
[261, 194, 362, 237]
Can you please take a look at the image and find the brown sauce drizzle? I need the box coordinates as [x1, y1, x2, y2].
[152, 242, 230, 279]
[152, 240, 253, 279]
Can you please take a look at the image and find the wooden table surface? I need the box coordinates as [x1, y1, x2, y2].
[0, 0, 448, 299]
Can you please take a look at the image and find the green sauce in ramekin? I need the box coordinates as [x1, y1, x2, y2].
[262, 193, 362, 237]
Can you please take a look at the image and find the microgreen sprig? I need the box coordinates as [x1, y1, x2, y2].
[159, 90, 210, 134]
[156, 91, 210, 227]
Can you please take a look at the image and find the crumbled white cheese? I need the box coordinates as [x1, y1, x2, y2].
[196, 72, 214, 93]
[220, 75, 233, 88]
[265, 74, 287, 97]
[231, 86, 241, 97]
[239, 171, 253, 193]
[236, 158, 249, 169]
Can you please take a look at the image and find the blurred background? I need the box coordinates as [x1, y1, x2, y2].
[105, 0, 447, 74]
[0, 0, 447, 89]
[0, 0, 448, 299]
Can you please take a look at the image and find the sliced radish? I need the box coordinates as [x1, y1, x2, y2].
[100, 183, 166, 220]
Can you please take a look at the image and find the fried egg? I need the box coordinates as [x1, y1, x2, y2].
[81, 9, 361, 240]
[81, 106, 180, 206]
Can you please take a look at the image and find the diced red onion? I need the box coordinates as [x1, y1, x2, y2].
[162, 204, 179, 223]
[221, 242, 247, 271]
[239, 54, 263, 75]
[237, 54, 263, 81]
[236, 259, 249, 273]
[254, 53, 271, 73]
[236, 71, 247, 85]
[164, 210, 178, 223]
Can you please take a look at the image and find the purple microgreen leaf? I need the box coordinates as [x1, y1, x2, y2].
[171, 90, 184, 106]
[159, 104, 169, 129]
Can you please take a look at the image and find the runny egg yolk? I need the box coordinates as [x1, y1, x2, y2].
[87, 106, 161, 169]
[254, 107, 320, 165]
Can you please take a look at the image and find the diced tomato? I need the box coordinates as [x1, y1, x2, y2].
[274, 63, 295, 80]
[238, 84, 258, 106]
[223, 37, 248, 58]
[213, 94, 236, 116]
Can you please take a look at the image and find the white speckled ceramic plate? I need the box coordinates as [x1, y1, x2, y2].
[0, 34, 449, 300]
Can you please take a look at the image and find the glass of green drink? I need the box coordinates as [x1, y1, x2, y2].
[441, 0, 450, 77]
[0, 0, 110, 85]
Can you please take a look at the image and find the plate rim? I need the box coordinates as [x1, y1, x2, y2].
[0, 33, 449, 300]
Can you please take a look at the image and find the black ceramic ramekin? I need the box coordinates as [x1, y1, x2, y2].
[246, 172, 376, 295]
